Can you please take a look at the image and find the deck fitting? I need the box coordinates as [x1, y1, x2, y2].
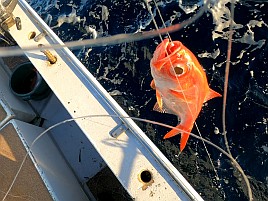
[38, 44, 57, 64]
[109, 123, 127, 138]
[138, 169, 154, 190]
[15, 17, 21, 30]
[28, 31, 36, 40]
[34, 31, 47, 42]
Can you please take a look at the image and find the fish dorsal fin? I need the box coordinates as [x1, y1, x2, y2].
[204, 88, 222, 102]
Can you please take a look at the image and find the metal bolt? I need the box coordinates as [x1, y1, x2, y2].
[38, 44, 57, 64]
[15, 17, 21, 30]
[34, 31, 47, 42]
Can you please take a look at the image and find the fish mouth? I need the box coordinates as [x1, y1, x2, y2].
[151, 39, 189, 74]
[165, 41, 182, 56]
[165, 41, 192, 77]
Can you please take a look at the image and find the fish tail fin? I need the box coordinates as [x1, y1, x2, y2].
[163, 124, 193, 152]
[179, 130, 191, 152]
[163, 126, 181, 139]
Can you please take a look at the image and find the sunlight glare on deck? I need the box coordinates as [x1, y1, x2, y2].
[0, 135, 16, 162]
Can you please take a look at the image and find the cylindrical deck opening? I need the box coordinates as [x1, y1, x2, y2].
[10, 62, 51, 100]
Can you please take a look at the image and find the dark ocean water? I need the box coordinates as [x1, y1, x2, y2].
[28, 0, 268, 200]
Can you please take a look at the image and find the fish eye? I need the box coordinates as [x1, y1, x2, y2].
[173, 66, 183, 75]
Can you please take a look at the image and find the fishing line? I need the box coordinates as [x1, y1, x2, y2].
[0, 0, 210, 57]
[144, 0, 173, 45]
[144, 1, 164, 41]
[1, 114, 252, 201]
[222, 0, 235, 156]
[220, 1, 253, 199]
[0, 189, 36, 201]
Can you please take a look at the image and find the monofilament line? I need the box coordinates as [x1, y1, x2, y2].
[222, 0, 235, 156]
[1, 114, 252, 201]
[222, 0, 253, 200]
[0, 0, 210, 57]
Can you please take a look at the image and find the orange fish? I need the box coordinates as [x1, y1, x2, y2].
[150, 39, 221, 151]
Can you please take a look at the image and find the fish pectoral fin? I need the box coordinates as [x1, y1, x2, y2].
[150, 80, 156, 90]
[163, 123, 193, 152]
[153, 102, 163, 113]
[153, 90, 175, 114]
[153, 90, 164, 112]
[156, 90, 163, 110]
[204, 88, 222, 102]
[153, 102, 173, 113]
